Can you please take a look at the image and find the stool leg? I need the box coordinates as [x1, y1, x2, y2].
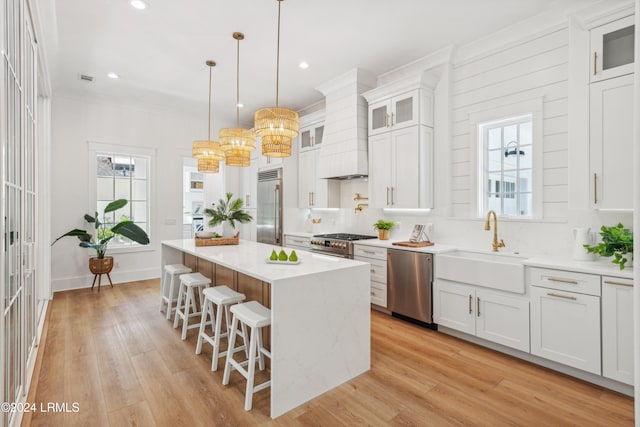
[256, 328, 265, 371]
[181, 286, 193, 340]
[165, 275, 175, 320]
[222, 315, 239, 386]
[212, 302, 224, 371]
[173, 283, 185, 329]
[160, 271, 167, 311]
[196, 299, 211, 355]
[240, 321, 250, 359]
[244, 326, 258, 411]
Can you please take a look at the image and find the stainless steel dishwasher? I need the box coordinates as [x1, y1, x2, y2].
[387, 249, 434, 325]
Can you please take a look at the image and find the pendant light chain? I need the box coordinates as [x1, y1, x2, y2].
[236, 35, 240, 128]
[275, 0, 281, 107]
[208, 65, 212, 141]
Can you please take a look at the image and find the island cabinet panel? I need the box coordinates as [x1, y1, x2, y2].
[197, 258, 214, 279]
[216, 264, 235, 287]
[183, 253, 198, 271]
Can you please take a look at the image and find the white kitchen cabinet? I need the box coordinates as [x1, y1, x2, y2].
[299, 122, 325, 152]
[590, 15, 635, 83]
[354, 244, 388, 309]
[238, 208, 257, 241]
[297, 149, 340, 208]
[602, 276, 634, 385]
[530, 269, 601, 375]
[368, 89, 433, 136]
[589, 73, 634, 210]
[284, 234, 310, 251]
[369, 125, 433, 208]
[240, 155, 258, 209]
[433, 279, 529, 352]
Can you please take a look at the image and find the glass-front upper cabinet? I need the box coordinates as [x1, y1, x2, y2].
[299, 122, 324, 151]
[591, 15, 635, 83]
[368, 89, 421, 136]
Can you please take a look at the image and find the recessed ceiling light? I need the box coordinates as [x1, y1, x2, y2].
[130, 0, 147, 10]
[107, 72, 120, 79]
[237, 103, 244, 108]
[299, 61, 309, 69]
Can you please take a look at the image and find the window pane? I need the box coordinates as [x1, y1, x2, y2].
[518, 169, 533, 193]
[132, 201, 147, 222]
[487, 196, 501, 212]
[132, 179, 147, 200]
[114, 178, 130, 200]
[504, 149, 518, 169]
[503, 194, 518, 215]
[519, 193, 532, 216]
[487, 149, 502, 171]
[504, 124, 517, 143]
[97, 178, 113, 201]
[133, 157, 147, 179]
[97, 156, 114, 177]
[520, 122, 532, 144]
[519, 147, 532, 169]
[488, 128, 501, 149]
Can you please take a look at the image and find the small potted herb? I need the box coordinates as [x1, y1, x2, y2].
[583, 223, 633, 270]
[373, 220, 395, 240]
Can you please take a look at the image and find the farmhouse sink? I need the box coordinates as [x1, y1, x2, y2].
[435, 250, 527, 293]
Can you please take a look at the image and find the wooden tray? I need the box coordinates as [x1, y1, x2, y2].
[392, 241, 434, 247]
[194, 232, 239, 246]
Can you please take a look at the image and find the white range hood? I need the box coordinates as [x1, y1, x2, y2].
[315, 68, 376, 179]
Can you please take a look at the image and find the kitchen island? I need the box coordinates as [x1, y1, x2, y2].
[160, 239, 370, 418]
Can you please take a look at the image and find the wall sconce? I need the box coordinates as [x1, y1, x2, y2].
[504, 141, 525, 157]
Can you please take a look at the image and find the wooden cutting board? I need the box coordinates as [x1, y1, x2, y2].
[392, 241, 435, 247]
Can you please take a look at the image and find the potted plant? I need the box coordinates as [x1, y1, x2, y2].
[205, 192, 253, 237]
[52, 199, 150, 275]
[373, 220, 395, 240]
[583, 223, 633, 270]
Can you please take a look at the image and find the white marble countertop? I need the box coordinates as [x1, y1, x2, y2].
[162, 239, 367, 283]
[284, 231, 314, 239]
[352, 238, 459, 254]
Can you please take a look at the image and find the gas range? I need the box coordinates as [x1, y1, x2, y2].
[309, 233, 377, 258]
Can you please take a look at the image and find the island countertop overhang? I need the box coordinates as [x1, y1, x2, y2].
[161, 239, 368, 283]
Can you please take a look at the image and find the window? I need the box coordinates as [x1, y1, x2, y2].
[478, 114, 532, 217]
[95, 152, 150, 247]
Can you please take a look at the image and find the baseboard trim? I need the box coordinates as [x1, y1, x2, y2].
[52, 267, 160, 292]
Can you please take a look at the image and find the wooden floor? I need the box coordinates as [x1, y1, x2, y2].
[24, 279, 633, 427]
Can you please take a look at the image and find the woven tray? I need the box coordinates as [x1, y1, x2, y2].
[392, 241, 434, 247]
[194, 232, 240, 246]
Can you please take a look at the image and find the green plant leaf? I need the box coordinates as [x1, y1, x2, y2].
[104, 199, 128, 213]
[51, 229, 92, 245]
[84, 214, 95, 223]
[112, 222, 150, 245]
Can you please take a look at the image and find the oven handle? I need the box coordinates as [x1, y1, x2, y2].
[308, 247, 352, 259]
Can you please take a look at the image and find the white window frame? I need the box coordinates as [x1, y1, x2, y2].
[468, 98, 543, 219]
[88, 141, 156, 254]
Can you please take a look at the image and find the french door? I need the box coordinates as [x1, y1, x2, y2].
[1, 0, 39, 426]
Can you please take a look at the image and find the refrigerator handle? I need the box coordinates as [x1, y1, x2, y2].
[274, 185, 281, 244]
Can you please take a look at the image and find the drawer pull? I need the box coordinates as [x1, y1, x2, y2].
[370, 268, 376, 273]
[477, 297, 480, 317]
[362, 250, 376, 255]
[603, 280, 633, 287]
[546, 277, 578, 285]
[468, 295, 472, 314]
[547, 292, 577, 301]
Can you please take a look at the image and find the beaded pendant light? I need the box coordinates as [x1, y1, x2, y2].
[254, 0, 298, 158]
[193, 60, 224, 173]
[220, 32, 256, 167]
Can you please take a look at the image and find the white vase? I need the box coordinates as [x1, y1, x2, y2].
[223, 222, 236, 238]
[619, 252, 633, 268]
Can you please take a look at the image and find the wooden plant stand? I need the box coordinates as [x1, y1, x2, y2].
[89, 256, 114, 292]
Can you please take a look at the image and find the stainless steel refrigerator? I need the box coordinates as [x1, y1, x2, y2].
[257, 168, 283, 245]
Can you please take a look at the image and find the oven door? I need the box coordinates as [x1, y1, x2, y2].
[309, 247, 352, 259]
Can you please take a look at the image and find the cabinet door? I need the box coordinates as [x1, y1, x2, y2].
[591, 15, 635, 82]
[313, 124, 324, 147]
[589, 74, 634, 210]
[433, 280, 475, 335]
[369, 133, 393, 208]
[391, 126, 420, 208]
[300, 127, 313, 150]
[298, 150, 316, 208]
[530, 286, 601, 374]
[602, 277, 634, 385]
[476, 290, 530, 352]
[369, 99, 391, 136]
[241, 160, 258, 209]
[238, 208, 257, 241]
[391, 90, 420, 130]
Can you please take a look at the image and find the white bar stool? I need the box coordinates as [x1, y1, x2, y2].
[195, 285, 248, 371]
[222, 301, 271, 411]
[173, 272, 211, 340]
[160, 264, 192, 320]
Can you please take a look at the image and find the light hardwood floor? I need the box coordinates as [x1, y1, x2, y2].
[23, 279, 633, 426]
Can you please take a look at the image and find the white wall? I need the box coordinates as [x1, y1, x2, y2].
[50, 93, 206, 291]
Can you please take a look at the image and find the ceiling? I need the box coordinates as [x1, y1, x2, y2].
[42, 0, 567, 129]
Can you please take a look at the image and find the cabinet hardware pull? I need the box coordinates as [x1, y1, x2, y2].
[386, 113, 391, 127]
[311, 136, 314, 146]
[370, 292, 375, 296]
[547, 292, 577, 301]
[363, 250, 376, 255]
[391, 112, 395, 125]
[593, 52, 597, 76]
[546, 277, 578, 285]
[593, 173, 597, 205]
[603, 280, 633, 287]
[468, 295, 472, 314]
[477, 297, 480, 317]
[386, 187, 390, 205]
[370, 268, 376, 273]
[391, 187, 395, 205]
